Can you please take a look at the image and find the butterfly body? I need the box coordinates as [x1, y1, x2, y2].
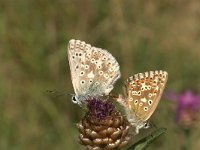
[118, 70, 168, 133]
[68, 39, 121, 105]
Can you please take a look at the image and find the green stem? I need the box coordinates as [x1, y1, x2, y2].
[182, 128, 191, 150]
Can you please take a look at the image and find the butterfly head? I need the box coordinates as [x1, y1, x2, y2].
[133, 120, 150, 134]
[71, 94, 92, 105]
[71, 95, 78, 103]
[71, 94, 83, 105]
[143, 122, 150, 129]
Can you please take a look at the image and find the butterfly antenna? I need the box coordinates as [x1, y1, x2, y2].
[45, 90, 68, 98]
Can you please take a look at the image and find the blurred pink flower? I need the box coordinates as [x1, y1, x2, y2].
[166, 90, 200, 127]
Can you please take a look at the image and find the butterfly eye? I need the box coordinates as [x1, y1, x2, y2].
[144, 122, 150, 128]
[72, 96, 77, 103]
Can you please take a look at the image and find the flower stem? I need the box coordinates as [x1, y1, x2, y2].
[182, 128, 191, 150]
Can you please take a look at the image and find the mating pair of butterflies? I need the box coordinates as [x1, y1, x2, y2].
[68, 39, 168, 133]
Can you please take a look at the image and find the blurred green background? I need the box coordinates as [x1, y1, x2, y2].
[1, 0, 200, 149]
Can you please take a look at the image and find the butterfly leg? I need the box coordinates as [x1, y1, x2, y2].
[135, 126, 140, 134]
[108, 93, 119, 100]
[116, 94, 127, 107]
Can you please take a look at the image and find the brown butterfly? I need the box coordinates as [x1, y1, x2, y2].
[117, 70, 168, 133]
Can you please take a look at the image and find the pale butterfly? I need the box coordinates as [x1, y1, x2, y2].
[117, 70, 168, 134]
[68, 39, 121, 105]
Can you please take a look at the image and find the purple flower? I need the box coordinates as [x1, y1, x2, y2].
[86, 97, 115, 120]
[166, 90, 200, 127]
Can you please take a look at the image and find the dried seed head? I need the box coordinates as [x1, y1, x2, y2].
[77, 97, 131, 150]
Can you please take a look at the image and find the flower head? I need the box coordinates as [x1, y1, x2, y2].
[166, 90, 200, 127]
[77, 97, 131, 150]
[86, 97, 115, 120]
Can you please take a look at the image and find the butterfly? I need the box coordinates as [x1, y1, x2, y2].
[68, 39, 121, 105]
[117, 70, 168, 134]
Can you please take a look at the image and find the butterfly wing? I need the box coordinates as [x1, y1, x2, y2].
[68, 39, 121, 102]
[125, 70, 168, 122]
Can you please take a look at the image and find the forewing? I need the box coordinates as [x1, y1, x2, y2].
[126, 70, 168, 121]
[68, 39, 121, 99]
